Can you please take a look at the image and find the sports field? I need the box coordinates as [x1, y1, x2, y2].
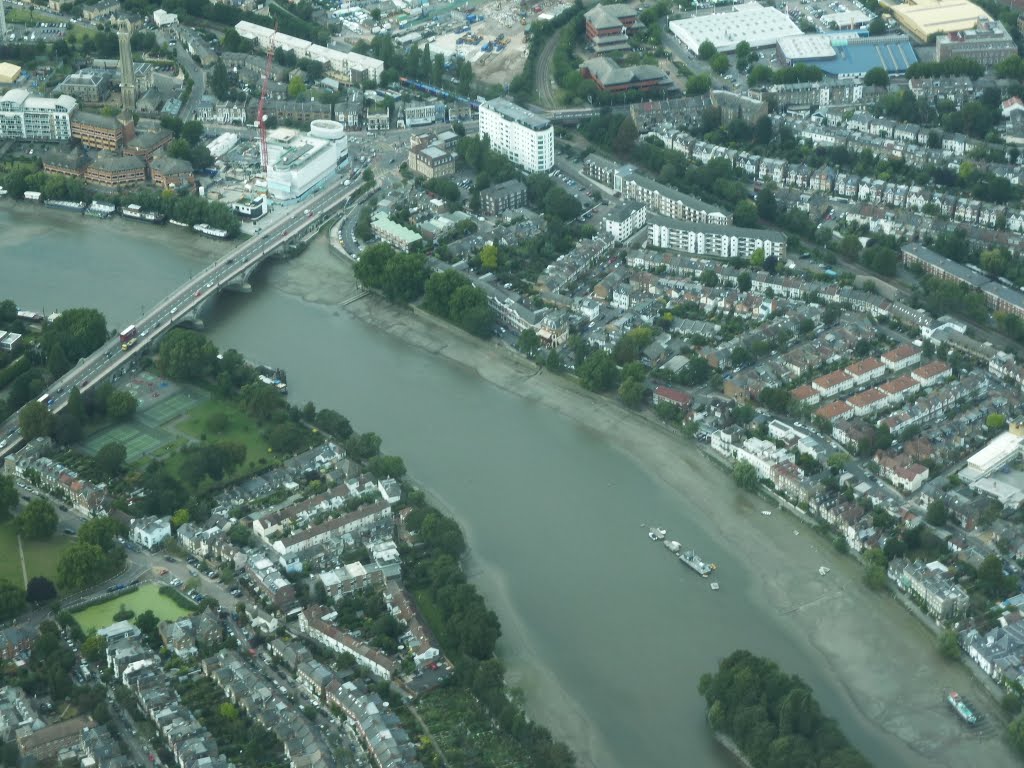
[81, 421, 170, 464]
[0, 520, 71, 588]
[72, 583, 193, 633]
[80, 384, 208, 464]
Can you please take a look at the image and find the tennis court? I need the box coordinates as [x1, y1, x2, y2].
[79, 376, 208, 464]
[138, 389, 202, 429]
[81, 420, 171, 463]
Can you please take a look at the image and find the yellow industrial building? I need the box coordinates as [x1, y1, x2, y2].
[0, 63, 22, 85]
[882, 0, 991, 42]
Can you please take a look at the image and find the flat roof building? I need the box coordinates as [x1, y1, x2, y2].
[962, 431, 1024, 481]
[0, 88, 76, 142]
[669, 3, 803, 53]
[816, 35, 918, 78]
[478, 98, 554, 173]
[776, 34, 838, 65]
[0, 63, 22, 85]
[935, 19, 1016, 67]
[647, 212, 787, 260]
[884, 0, 991, 43]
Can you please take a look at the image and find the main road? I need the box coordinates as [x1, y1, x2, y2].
[0, 178, 362, 458]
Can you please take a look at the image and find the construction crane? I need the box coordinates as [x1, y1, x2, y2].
[257, 22, 278, 173]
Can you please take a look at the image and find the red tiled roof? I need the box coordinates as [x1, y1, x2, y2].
[815, 401, 853, 420]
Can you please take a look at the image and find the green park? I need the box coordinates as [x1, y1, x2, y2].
[72, 583, 194, 633]
[0, 519, 70, 589]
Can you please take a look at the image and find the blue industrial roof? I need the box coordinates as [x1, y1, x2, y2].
[817, 37, 918, 77]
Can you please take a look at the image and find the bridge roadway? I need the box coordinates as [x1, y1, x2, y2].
[0, 178, 361, 459]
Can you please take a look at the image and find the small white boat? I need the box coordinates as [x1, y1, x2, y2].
[818, 566, 830, 576]
[761, 510, 772, 516]
[710, 582, 720, 591]
[794, 530, 800, 536]
[665, 540, 682, 554]
[648, 527, 667, 541]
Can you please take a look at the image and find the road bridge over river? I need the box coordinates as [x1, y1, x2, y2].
[0, 178, 364, 459]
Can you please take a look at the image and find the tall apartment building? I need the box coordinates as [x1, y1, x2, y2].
[0, 89, 77, 141]
[478, 98, 554, 173]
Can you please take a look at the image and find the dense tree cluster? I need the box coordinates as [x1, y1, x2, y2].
[699, 650, 871, 768]
[353, 244, 429, 303]
[422, 270, 496, 338]
[356, 35, 474, 92]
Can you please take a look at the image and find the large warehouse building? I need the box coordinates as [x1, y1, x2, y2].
[669, 3, 803, 53]
[265, 120, 348, 201]
[882, 0, 990, 43]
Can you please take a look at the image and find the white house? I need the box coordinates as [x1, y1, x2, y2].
[130, 516, 171, 550]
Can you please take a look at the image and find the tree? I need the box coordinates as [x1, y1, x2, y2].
[618, 377, 645, 408]
[81, 633, 107, 663]
[286, 74, 306, 98]
[77, 517, 123, 552]
[578, 351, 618, 392]
[709, 53, 729, 75]
[367, 455, 406, 479]
[516, 328, 540, 358]
[479, 243, 499, 271]
[345, 432, 382, 461]
[698, 40, 717, 60]
[171, 509, 190, 530]
[926, 500, 948, 527]
[314, 409, 353, 441]
[733, 461, 758, 491]
[19, 401, 54, 440]
[93, 441, 125, 480]
[0, 580, 25, 621]
[686, 74, 711, 95]
[733, 199, 758, 228]
[158, 329, 218, 382]
[26, 576, 56, 603]
[868, 16, 887, 35]
[756, 188, 778, 222]
[978, 554, 1012, 599]
[987, 413, 1007, 430]
[16, 498, 57, 540]
[737, 271, 752, 293]
[106, 390, 138, 421]
[938, 630, 960, 660]
[864, 67, 889, 87]
[57, 543, 114, 590]
[135, 609, 159, 636]
[0, 476, 16, 521]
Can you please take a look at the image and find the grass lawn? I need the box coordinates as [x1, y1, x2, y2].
[0, 521, 71, 589]
[175, 398, 274, 476]
[73, 583, 193, 633]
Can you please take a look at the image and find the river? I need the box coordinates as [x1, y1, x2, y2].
[3, 204, 1016, 768]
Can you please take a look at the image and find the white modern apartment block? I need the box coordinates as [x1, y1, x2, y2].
[0, 89, 76, 141]
[478, 98, 554, 173]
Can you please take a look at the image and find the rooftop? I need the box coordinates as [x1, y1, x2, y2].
[481, 98, 551, 131]
[816, 35, 918, 76]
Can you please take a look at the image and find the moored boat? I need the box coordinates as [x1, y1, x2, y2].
[648, 527, 667, 541]
[664, 540, 682, 554]
[680, 550, 713, 577]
